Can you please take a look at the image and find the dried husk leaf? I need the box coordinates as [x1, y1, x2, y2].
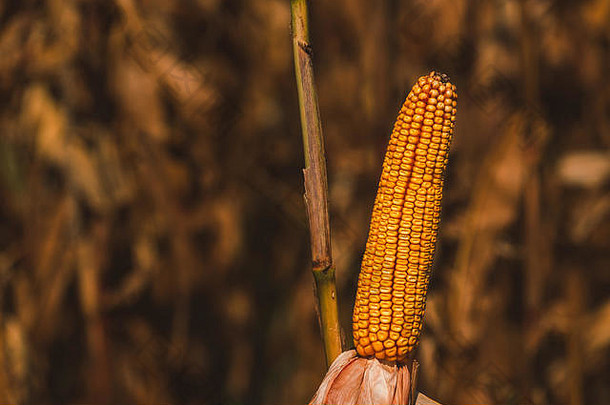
[309, 350, 411, 405]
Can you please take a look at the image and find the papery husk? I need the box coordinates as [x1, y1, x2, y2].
[309, 350, 411, 405]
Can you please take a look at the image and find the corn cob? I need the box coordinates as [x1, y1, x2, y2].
[352, 71, 457, 363]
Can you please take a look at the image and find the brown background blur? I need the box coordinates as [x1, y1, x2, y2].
[0, 0, 609, 404]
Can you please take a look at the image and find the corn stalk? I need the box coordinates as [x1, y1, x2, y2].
[290, 0, 343, 367]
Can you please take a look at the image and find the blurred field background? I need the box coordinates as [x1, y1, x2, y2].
[0, 0, 609, 404]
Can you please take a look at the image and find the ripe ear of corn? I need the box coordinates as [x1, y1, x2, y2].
[352, 71, 457, 363]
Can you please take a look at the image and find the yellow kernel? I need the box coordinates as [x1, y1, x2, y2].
[377, 330, 389, 342]
[357, 345, 366, 356]
[397, 346, 410, 356]
[392, 317, 404, 325]
[397, 337, 409, 347]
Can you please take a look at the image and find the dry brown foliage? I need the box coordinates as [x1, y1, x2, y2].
[0, 0, 609, 404]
